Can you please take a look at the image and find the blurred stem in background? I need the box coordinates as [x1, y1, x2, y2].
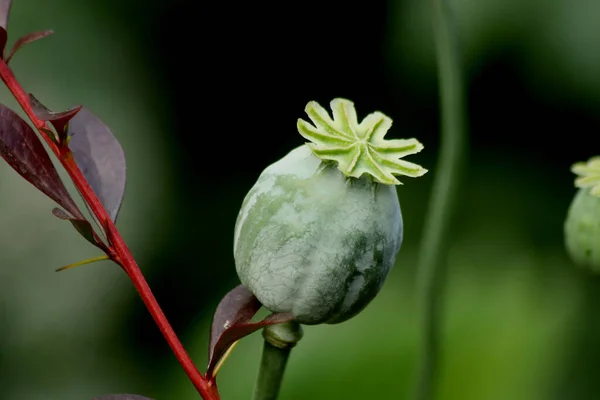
[550, 275, 600, 400]
[414, 0, 468, 399]
[252, 321, 304, 400]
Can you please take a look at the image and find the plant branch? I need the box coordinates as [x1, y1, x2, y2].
[0, 58, 220, 400]
[252, 321, 303, 400]
[414, 1, 468, 400]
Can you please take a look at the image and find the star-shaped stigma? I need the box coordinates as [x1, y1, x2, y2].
[572, 156, 600, 197]
[296, 98, 427, 185]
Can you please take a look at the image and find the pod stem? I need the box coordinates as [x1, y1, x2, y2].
[252, 321, 304, 400]
[414, 1, 468, 400]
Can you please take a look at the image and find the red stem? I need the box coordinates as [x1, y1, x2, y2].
[0, 59, 220, 400]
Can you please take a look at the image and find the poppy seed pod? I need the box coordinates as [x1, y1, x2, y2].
[565, 156, 600, 271]
[234, 99, 427, 325]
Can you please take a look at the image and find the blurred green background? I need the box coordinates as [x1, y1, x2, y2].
[1, 0, 600, 399]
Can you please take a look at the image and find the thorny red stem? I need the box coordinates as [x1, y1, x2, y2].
[0, 59, 220, 400]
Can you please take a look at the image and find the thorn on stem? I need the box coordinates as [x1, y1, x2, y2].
[56, 254, 109, 272]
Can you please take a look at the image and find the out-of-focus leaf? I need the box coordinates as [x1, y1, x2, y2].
[5, 30, 53, 63]
[51, 207, 106, 250]
[0, 0, 11, 56]
[68, 108, 126, 222]
[28, 93, 81, 142]
[92, 395, 154, 400]
[206, 284, 295, 379]
[0, 104, 83, 219]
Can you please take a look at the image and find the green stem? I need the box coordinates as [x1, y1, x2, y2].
[414, 1, 468, 400]
[252, 321, 304, 400]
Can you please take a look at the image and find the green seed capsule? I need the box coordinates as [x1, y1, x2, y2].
[564, 188, 600, 271]
[234, 145, 402, 324]
[233, 99, 427, 325]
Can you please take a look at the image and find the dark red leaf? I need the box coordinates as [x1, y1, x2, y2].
[51, 207, 106, 250]
[205, 284, 295, 379]
[5, 30, 53, 63]
[28, 93, 81, 141]
[207, 311, 295, 378]
[0, 104, 83, 219]
[0, 0, 10, 29]
[0, 0, 11, 56]
[92, 395, 153, 400]
[29, 93, 80, 122]
[68, 108, 126, 222]
[209, 284, 261, 359]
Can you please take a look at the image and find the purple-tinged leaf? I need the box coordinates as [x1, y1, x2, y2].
[0, 0, 11, 56]
[0, 104, 83, 219]
[206, 284, 295, 378]
[28, 93, 81, 142]
[92, 395, 154, 400]
[5, 30, 53, 63]
[52, 207, 106, 250]
[207, 311, 294, 377]
[68, 108, 126, 222]
[209, 284, 261, 358]
[29, 94, 80, 123]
